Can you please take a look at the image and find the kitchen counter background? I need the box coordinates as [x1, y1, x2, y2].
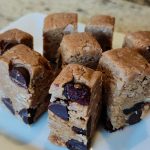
[0, 0, 150, 33]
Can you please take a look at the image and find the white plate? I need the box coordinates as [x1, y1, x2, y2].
[0, 13, 150, 150]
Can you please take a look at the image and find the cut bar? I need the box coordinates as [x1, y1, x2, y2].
[60, 32, 102, 69]
[123, 31, 150, 62]
[48, 64, 102, 149]
[43, 12, 77, 71]
[0, 28, 33, 55]
[0, 44, 53, 124]
[98, 48, 150, 130]
[85, 15, 115, 51]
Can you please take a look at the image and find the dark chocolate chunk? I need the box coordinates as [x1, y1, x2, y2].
[66, 139, 87, 150]
[9, 66, 30, 89]
[48, 103, 69, 121]
[1, 97, 15, 115]
[127, 110, 142, 125]
[72, 126, 87, 136]
[63, 82, 91, 105]
[123, 102, 145, 115]
[19, 108, 36, 124]
[0, 40, 18, 55]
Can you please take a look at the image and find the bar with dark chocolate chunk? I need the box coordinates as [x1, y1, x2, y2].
[98, 48, 150, 131]
[48, 64, 102, 149]
[60, 32, 102, 69]
[43, 12, 77, 73]
[85, 15, 115, 51]
[122, 31, 150, 62]
[0, 28, 33, 55]
[0, 44, 53, 124]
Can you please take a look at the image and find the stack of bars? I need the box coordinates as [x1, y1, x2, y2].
[43, 12, 115, 149]
[0, 11, 150, 150]
[0, 29, 54, 124]
[48, 64, 102, 149]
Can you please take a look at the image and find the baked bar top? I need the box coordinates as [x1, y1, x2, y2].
[0, 44, 51, 69]
[43, 12, 77, 32]
[124, 31, 150, 48]
[60, 32, 102, 56]
[99, 48, 150, 81]
[87, 15, 115, 27]
[50, 64, 102, 91]
[0, 28, 33, 41]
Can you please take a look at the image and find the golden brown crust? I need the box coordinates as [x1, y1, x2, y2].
[99, 48, 150, 82]
[87, 15, 115, 28]
[51, 64, 102, 89]
[61, 32, 101, 55]
[0, 28, 33, 42]
[43, 12, 78, 32]
[60, 32, 102, 68]
[123, 31, 150, 49]
[1, 44, 50, 68]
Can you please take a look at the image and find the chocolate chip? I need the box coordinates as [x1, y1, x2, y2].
[19, 108, 36, 124]
[1, 97, 15, 115]
[0, 40, 18, 55]
[123, 102, 145, 115]
[48, 103, 69, 121]
[66, 139, 87, 150]
[72, 126, 87, 136]
[127, 110, 142, 125]
[63, 82, 91, 105]
[9, 66, 30, 89]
